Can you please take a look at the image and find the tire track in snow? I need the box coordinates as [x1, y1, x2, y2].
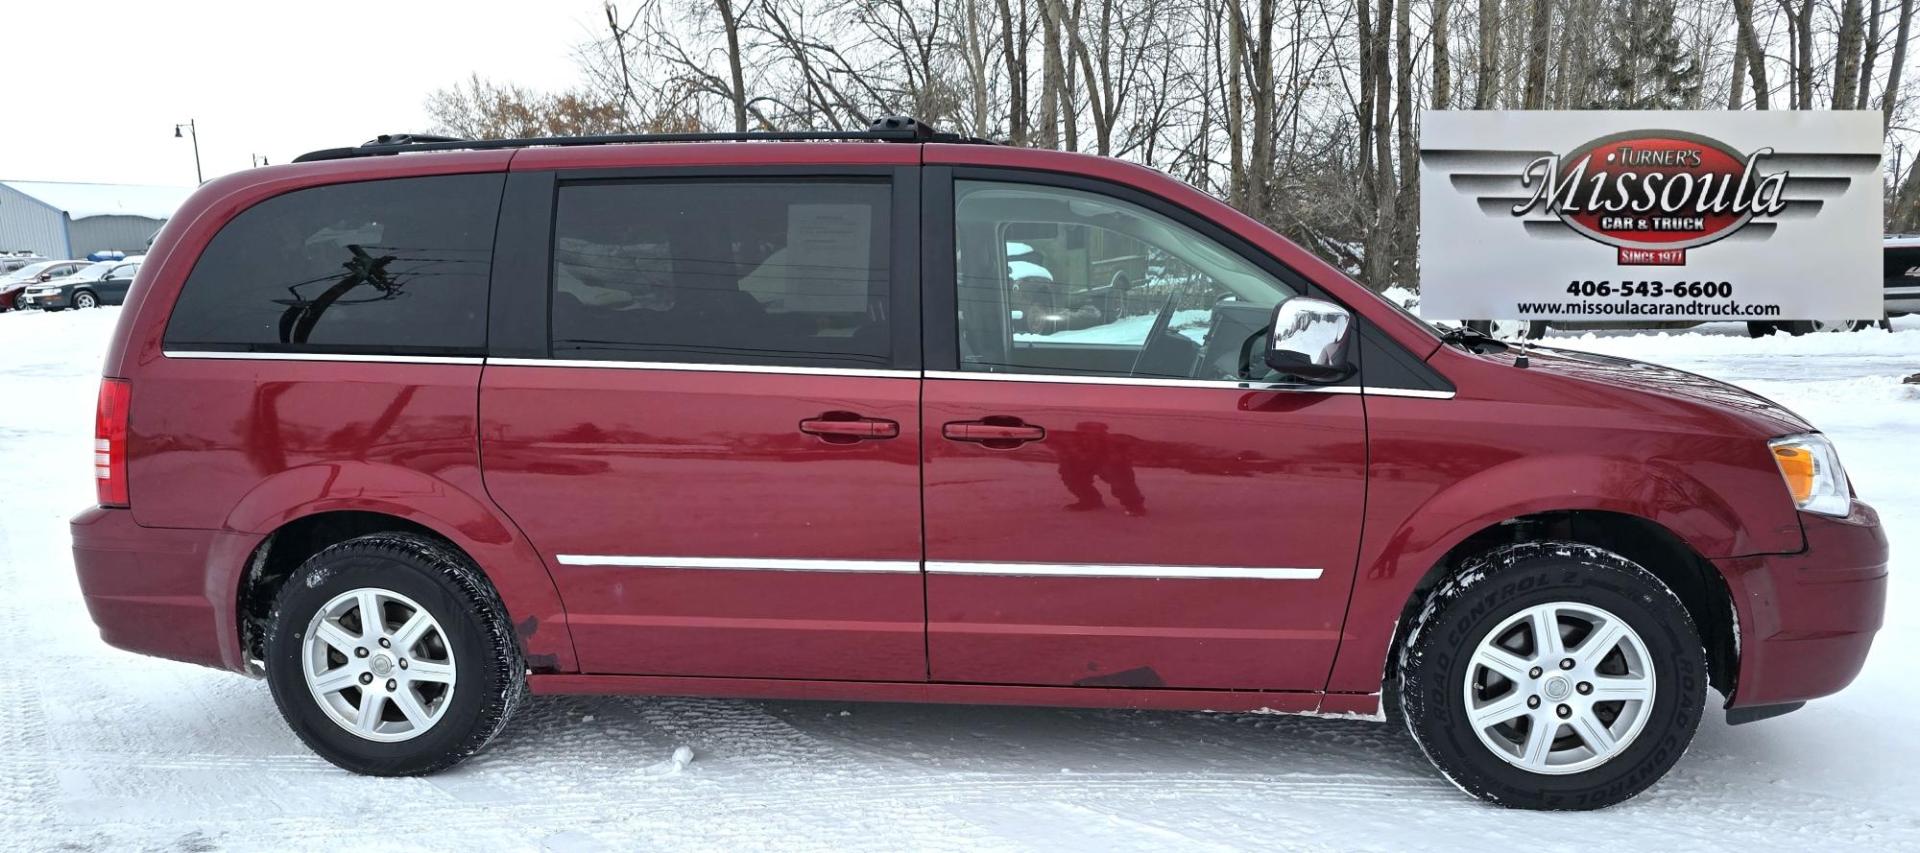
[0, 499, 59, 839]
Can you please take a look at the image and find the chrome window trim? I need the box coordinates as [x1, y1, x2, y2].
[489, 357, 914, 379]
[927, 561, 1323, 580]
[924, 369, 1354, 393]
[1369, 387, 1456, 399]
[163, 350, 484, 365]
[923, 369, 1453, 399]
[556, 555, 921, 573]
[160, 352, 1450, 396]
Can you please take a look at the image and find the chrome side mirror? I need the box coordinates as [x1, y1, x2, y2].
[1264, 296, 1355, 384]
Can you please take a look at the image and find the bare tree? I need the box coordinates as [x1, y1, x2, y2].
[1734, 0, 1772, 108]
[1887, 0, 1916, 123]
[1522, 0, 1550, 108]
[998, 0, 1032, 143]
[1835, 0, 1868, 108]
[1475, 0, 1502, 108]
[1434, 0, 1453, 108]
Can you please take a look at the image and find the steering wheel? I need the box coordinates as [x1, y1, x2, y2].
[1126, 293, 1180, 377]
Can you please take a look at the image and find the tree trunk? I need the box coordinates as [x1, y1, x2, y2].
[1787, 0, 1814, 109]
[1434, 0, 1453, 109]
[1227, 0, 1247, 209]
[1735, 0, 1771, 108]
[1395, 0, 1416, 207]
[1887, 0, 1915, 125]
[1522, 0, 1550, 108]
[997, 0, 1029, 145]
[1247, 0, 1277, 220]
[1860, 0, 1885, 109]
[1729, 32, 1749, 109]
[1475, 0, 1502, 108]
[1835, 0, 1867, 109]
[1368, 0, 1398, 287]
[716, 0, 749, 132]
[1037, 0, 1064, 147]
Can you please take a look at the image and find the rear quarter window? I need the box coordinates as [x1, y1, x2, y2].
[163, 173, 504, 355]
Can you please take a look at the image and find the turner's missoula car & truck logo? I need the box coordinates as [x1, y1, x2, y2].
[1419, 111, 1882, 323]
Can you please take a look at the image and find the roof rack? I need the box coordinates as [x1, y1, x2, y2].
[293, 116, 991, 163]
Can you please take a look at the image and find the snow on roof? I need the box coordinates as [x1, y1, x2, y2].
[1, 181, 192, 221]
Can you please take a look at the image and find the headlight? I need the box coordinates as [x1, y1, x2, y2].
[1768, 433, 1852, 517]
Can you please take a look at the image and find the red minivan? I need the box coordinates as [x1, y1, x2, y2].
[71, 119, 1886, 809]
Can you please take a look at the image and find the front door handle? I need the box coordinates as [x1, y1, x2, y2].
[942, 418, 1046, 448]
[800, 413, 899, 443]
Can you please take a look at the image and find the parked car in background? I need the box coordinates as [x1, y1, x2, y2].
[0, 259, 88, 312]
[71, 120, 1884, 810]
[20, 257, 141, 310]
[1, 252, 49, 274]
[1743, 234, 1912, 336]
[1878, 234, 1920, 318]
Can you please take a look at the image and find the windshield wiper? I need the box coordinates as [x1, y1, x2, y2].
[1437, 325, 1511, 354]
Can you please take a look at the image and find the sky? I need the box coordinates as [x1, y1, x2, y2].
[1, 0, 611, 188]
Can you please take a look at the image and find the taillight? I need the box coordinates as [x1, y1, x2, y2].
[95, 378, 130, 507]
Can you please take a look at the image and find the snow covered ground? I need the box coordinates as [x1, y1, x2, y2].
[0, 308, 1914, 851]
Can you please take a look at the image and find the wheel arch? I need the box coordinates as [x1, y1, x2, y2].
[222, 465, 577, 676]
[1378, 510, 1739, 713]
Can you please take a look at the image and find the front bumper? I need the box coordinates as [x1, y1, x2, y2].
[1716, 500, 1888, 710]
[71, 506, 254, 672]
[21, 291, 64, 308]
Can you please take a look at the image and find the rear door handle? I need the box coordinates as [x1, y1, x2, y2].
[942, 419, 1046, 447]
[800, 414, 899, 442]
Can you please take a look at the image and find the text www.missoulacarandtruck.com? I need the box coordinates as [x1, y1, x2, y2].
[1515, 300, 1784, 317]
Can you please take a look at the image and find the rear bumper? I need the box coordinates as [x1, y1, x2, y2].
[1717, 500, 1888, 709]
[71, 506, 252, 673]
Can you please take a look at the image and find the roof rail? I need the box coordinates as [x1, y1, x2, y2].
[292, 116, 990, 163]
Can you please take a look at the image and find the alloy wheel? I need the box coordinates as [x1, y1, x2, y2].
[1461, 601, 1655, 775]
[301, 587, 457, 743]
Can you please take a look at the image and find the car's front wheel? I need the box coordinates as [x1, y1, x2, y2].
[1398, 541, 1705, 810]
[265, 532, 526, 775]
[73, 290, 98, 309]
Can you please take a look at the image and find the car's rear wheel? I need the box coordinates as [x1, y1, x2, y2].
[265, 532, 525, 775]
[1398, 541, 1705, 810]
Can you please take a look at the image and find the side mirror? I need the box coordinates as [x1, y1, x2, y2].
[1264, 296, 1356, 384]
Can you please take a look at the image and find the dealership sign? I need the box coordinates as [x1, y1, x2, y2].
[1420, 111, 1882, 322]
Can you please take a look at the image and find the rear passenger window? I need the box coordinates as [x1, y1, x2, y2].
[550, 180, 892, 368]
[164, 174, 502, 355]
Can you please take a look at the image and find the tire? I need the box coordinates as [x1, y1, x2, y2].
[1397, 541, 1705, 810]
[73, 290, 98, 309]
[1781, 319, 1869, 336]
[265, 532, 526, 775]
[1746, 321, 1777, 338]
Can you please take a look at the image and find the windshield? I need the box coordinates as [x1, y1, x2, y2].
[63, 262, 116, 281]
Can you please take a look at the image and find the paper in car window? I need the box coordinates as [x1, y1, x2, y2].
[783, 204, 872, 313]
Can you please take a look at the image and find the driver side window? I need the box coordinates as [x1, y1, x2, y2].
[954, 180, 1298, 381]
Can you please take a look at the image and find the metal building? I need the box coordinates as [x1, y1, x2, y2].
[0, 181, 193, 259]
